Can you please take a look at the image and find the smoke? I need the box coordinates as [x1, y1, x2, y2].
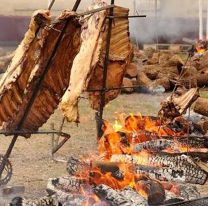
[130, 0, 205, 45]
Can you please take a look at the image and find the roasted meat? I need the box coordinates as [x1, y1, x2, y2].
[0, 10, 81, 135]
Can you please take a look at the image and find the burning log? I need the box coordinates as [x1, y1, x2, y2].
[135, 163, 207, 185]
[194, 97, 208, 117]
[47, 176, 86, 193]
[67, 156, 123, 180]
[133, 137, 208, 154]
[135, 179, 165, 205]
[110, 154, 208, 184]
[94, 184, 142, 206]
[176, 136, 208, 149]
[133, 139, 174, 152]
[46, 176, 93, 205]
[9, 196, 58, 206]
[67, 156, 87, 176]
[94, 184, 132, 206]
[119, 187, 147, 205]
[94, 183, 165, 206]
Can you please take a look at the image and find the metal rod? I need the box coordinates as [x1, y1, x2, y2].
[87, 85, 149, 92]
[72, 0, 82, 11]
[52, 136, 70, 154]
[0, 134, 18, 179]
[78, 5, 114, 16]
[0, 0, 79, 181]
[97, 0, 115, 139]
[48, 0, 56, 10]
[0, 130, 70, 137]
[107, 15, 146, 19]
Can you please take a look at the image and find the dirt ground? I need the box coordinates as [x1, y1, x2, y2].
[0, 93, 166, 198]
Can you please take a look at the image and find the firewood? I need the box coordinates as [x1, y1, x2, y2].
[142, 65, 160, 80]
[94, 183, 164, 206]
[159, 52, 173, 66]
[122, 78, 134, 93]
[120, 187, 147, 205]
[133, 139, 174, 152]
[199, 51, 208, 69]
[194, 97, 208, 117]
[175, 152, 208, 162]
[135, 162, 207, 185]
[47, 177, 91, 205]
[67, 156, 123, 179]
[110, 154, 208, 184]
[166, 55, 184, 67]
[135, 179, 165, 205]
[67, 156, 87, 175]
[147, 52, 159, 65]
[176, 136, 208, 149]
[159, 88, 199, 120]
[151, 77, 170, 91]
[125, 63, 138, 78]
[178, 66, 198, 88]
[131, 78, 137, 86]
[197, 69, 208, 87]
[47, 176, 86, 193]
[94, 184, 139, 206]
[144, 47, 156, 59]
[10, 196, 59, 206]
[137, 71, 152, 88]
[133, 137, 208, 153]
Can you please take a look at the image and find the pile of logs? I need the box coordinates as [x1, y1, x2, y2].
[122, 46, 208, 94]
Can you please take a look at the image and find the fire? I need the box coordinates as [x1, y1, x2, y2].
[113, 120, 123, 132]
[195, 40, 207, 55]
[70, 113, 207, 204]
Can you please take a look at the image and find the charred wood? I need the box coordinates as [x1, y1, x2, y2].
[67, 156, 123, 180]
[133, 139, 174, 152]
[47, 176, 86, 193]
[133, 138, 208, 153]
[111, 154, 208, 184]
[159, 88, 199, 121]
[9, 195, 59, 206]
[119, 187, 147, 205]
[66, 156, 87, 176]
[161, 135, 208, 149]
[94, 184, 145, 206]
[135, 179, 165, 205]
